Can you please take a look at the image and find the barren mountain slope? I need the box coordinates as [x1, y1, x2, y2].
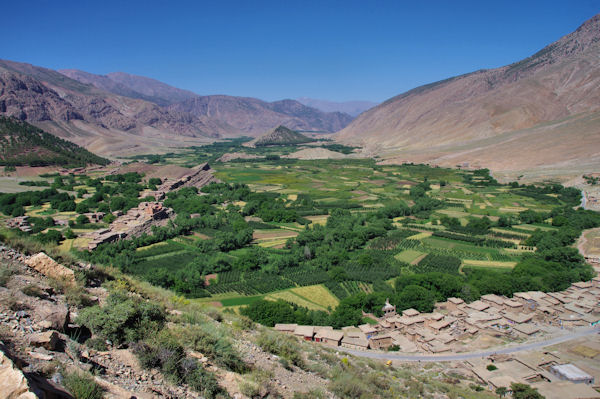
[337, 14, 600, 178]
[59, 69, 198, 106]
[0, 60, 230, 156]
[169, 95, 353, 136]
[60, 68, 353, 137]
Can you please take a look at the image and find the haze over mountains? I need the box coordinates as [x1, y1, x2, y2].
[0, 60, 353, 157]
[296, 97, 378, 117]
[337, 14, 600, 178]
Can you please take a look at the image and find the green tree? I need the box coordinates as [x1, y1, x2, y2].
[511, 383, 545, 399]
[396, 285, 436, 313]
[103, 213, 116, 224]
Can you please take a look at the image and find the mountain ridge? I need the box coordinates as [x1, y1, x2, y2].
[336, 13, 600, 178]
[59, 69, 198, 106]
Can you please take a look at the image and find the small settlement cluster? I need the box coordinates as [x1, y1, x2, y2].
[275, 277, 600, 354]
[5, 163, 218, 252]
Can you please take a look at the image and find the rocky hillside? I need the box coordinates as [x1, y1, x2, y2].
[336, 14, 600, 178]
[0, 116, 109, 167]
[250, 125, 312, 147]
[0, 59, 228, 157]
[59, 70, 198, 107]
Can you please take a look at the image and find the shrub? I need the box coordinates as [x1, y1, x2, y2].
[77, 291, 166, 346]
[172, 324, 247, 373]
[329, 373, 369, 399]
[0, 263, 15, 286]
[487, 364, 497, 371]
[21, 285, 46, 298]
[132, 331, 223, 398]
[62, 369, 103, 399]
[293, 390, 325, 399]
[85, 337, 108, 351]
[36, 229, 63, 244]
[256, 331, 304, 368]
[469, 383, 484, 391]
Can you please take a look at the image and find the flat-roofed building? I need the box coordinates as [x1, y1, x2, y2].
[393, 316, 425, 331]
[313, 326, 333, 343]
[539, 296, 561, 307]
[443, 297, 465, 312]
[428, 319, 453, 332]
[503, 312, 534, 324]
[559, 313, 586, 328]
[402, 308, 420, 317]
[481, 294, 505, 308]
[274, 323, 297, 334]
[341, 335, 369, 351]
[580, 313, 600, 325]
[546, 292, 568, 304]
[466, 300, 490, 312]
[571, 281, 593, 290]
[550, 364, 594, 385]
[358, 323, 377, 338]
[369, 333, 393, 350]
[425, 340, 451, 353]
[513, 324, 540, 336]
[564, 302, 591, 315]
[503, 299, 524, 312]
[294, 325, 315, 341]
[316, 329, 344, 347]
[424, 312, 444, 327]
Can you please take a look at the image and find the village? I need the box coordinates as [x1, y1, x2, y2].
[275, 268, 600, 398]
[4, 163, 218, 252]
[275, 277, 600, 353]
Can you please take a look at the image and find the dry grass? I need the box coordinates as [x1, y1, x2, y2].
[462, 259, 517, 268]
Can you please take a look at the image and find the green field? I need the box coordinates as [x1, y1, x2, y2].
[395, 249, 426, 263]
[3, 141, 593, 329]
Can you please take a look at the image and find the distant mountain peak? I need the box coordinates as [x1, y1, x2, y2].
[296, 97, 377, 117]
[250, 125, 312, 147]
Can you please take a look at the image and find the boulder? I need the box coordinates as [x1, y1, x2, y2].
[0, 351, 37, 399]
[29, 331, 61, 351]
[35, 303, 69, 332]
[24, 253, 75, 285]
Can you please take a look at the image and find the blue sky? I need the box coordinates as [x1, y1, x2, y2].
[2, 1, 597, 102]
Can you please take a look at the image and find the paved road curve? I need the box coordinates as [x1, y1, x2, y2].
[336, 326, 599, 362]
